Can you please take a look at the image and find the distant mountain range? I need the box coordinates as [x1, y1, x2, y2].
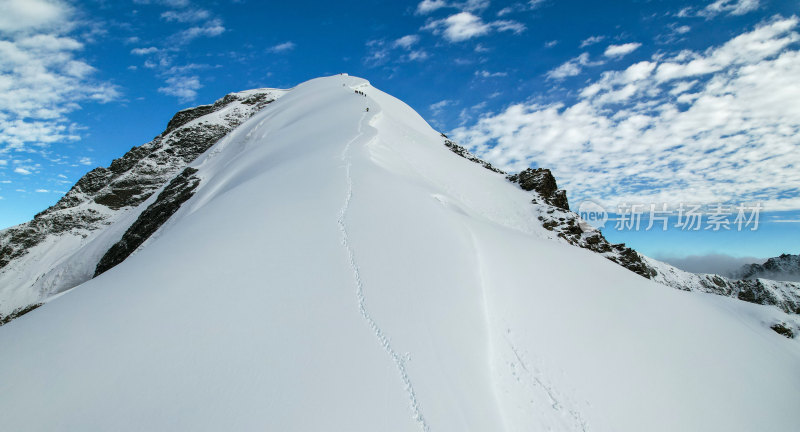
[732, 254, 800, 282]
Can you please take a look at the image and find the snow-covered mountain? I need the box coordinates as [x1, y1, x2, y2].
[731, 253, 800, 282]
[0, 75, 798, 430]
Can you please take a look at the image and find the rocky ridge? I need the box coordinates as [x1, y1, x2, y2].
[733, 253, 800, 282]
[0, 88, 285, 320]
[645, 256, 800, 315]
[443, 136, 656, 279]
[441, 135, 799, 318]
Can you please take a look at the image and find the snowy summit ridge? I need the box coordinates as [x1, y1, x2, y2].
[0, 75, 799, 431]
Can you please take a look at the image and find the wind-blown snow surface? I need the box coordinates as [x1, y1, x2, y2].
[1, 75, 798, 431]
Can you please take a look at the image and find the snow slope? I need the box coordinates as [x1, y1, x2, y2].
[0, 75, 798, 431]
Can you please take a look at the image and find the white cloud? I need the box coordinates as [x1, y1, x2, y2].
[128, 3, 228, 103]
[675, 25, 691, 34]
[416, 0, 489, 15]
[131, 46, 159, 55]
[161, 8, 210, 23]
[493, 20, 526, 34]
[133, 0, 189, 6]
[365, 36, 429, 66]
[475, 70, 508, 78]
[429, 99, 452, 116]
[654, 18, 798, 82]
[35, 188, 49, 193]
[267, 41, 296, 53]
[546, 52, 603, 80]
[580, 35, 605, 48]
[0, 159, 6, 165]
[0, 0, 119, 154]
[0, 0, 70, 34]
[78, 156, 91, 165]
[363, 40, 389, 66]
[497, 6, 514, 17]
[423, 11, 525, 42]
[497, 0, 546, 16]
[407, 50, 429, 61]
[158, 75, 201, 102]
[175, 19, 225, 43]
[424, 12, 490, 41]
[416, 0, 448, 14]
[394, 34, 420, 49]
[14, 167, 31, 175]
[604, 42, 642, 58]
[453, 17, 800, 212]
[700, 0, 760, 18]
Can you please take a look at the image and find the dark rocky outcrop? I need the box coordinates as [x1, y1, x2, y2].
[95, 167, 201, 277]
[734, 280, 799, 314]
[770, 323, 795, 338]
[507, 168, 570, 211]
[0, 209, 107, 270]
[440, 136, 656, 280]
[443, 137, 505, 174]
[734, 253, 800, 282]
[0, 303, 42, 327]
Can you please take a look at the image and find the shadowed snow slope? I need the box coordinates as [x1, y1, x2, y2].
[0, 75, 798, 431]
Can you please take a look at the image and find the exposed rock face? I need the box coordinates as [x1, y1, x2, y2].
[442, 137, 505, 174]
[0, 209, 108, 270]
[535, 209, 657, 279]
[47, 91, 277, 213]
[95, 168, 201, 277]
[507, 168, 570, 211]
[733, 254, 800, 282]
[771, 322, 795, 338]
[441, 136, 656, 278]
[493, 158, 654, 278]
[0, 303, 42, 327]
[0, 88, 285, 318]
[646, 259, 800, 314]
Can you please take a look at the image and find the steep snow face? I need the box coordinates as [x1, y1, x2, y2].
[1, 75, 799, 431]
[0, 88, 285, 318]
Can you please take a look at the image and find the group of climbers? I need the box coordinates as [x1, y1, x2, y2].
[354, 89, 369, 111]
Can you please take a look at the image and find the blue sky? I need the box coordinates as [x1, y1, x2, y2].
[1, 0, 798, 266]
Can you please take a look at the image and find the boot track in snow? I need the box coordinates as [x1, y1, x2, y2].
[337, 103, 431, 432]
